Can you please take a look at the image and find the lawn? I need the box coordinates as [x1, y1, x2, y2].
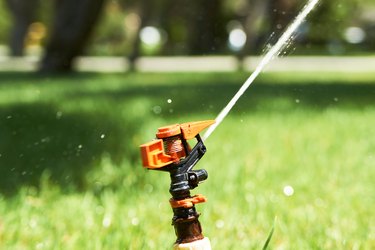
[0, 71, 374, 249]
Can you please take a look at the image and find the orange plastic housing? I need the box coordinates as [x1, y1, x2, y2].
[140, 120, 215, 169]
[156, 124, 181, 138]
[180, 120, 215, 140]
[140, 139, 174, 169]
[169, 194, 207, 208]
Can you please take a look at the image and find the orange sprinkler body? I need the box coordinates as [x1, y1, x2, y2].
[140, 120, 214, 246]
[170, 194, 207, 209]
[140, 120, 214, 169]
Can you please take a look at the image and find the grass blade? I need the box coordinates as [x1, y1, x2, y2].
[262, 217, 276, 250]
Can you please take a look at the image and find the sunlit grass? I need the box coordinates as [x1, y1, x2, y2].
[0, 72, 374, 249]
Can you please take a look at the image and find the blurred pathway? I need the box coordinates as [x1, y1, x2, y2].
[0, 55, 374, 72]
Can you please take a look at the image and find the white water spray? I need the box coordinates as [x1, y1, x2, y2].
[203, 0, 320, 141]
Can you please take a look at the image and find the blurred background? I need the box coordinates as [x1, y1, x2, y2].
[0, 0, 374, 72]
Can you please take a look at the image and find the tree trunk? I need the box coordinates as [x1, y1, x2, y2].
[5, 0, 39, 56]
[40, 0, 106, 72]
[268, 0, 298, 37]
[185, 0, 224, 55]
[237, 0, 270, 60]
[128, 0, 155, 70]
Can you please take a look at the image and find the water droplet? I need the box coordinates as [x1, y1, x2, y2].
[41, 137, 50, 143]
[152, 106, 162, 114]
[144, 184, 153, 193]
[6, 115, 12, 119]
[215, 220, 225, 229]
[167, 99, 172, 104]
[131, 217, 139, 226]
[56, 111, 63, 119]
[36, 242, 45, 249]
[283, 185, 294, 196]
[169, 108, 174, 113]
[22, 171, 27, 175]
[102, 215, 112, 228]
[334, 97, 339, 102]
[295, 99, 300, 103]
[100, 134, 105, 139]
[29, 219, 38, 229]
[78, 145, 83, 149]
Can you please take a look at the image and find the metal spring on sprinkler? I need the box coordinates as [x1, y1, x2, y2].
[163, 136, 184, 155]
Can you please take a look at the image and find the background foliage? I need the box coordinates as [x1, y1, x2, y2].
[0, 0, 374, 56]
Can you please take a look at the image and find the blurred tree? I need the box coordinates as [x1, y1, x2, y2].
[127, 0, 153, 68]
[40, 0, 106, 72]
[185, 0, 226, 54]
[126, 0, 226, 59]
[231, 0, 298, 62]
[86, 1, 136, 56]
[233, 0, 270, 61]
[1, 0, 373, 64]
[5, 0, 39, 56]
[268, 0, 299, 37]
[303, 0, 360, 54]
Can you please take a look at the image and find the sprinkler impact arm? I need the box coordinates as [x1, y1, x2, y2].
[140, 120, 214, 249]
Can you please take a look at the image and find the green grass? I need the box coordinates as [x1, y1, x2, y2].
[0, 71, 374, 249]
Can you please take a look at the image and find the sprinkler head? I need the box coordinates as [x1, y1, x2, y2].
[140, 120, 215, 244]
[140, 120, 214, 198]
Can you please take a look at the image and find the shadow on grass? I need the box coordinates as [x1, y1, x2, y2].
[0, 72, 101, 84]
[67, 80, 375, 118]
[0, 72, 374, 196]
[0, 103, 129, 196]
